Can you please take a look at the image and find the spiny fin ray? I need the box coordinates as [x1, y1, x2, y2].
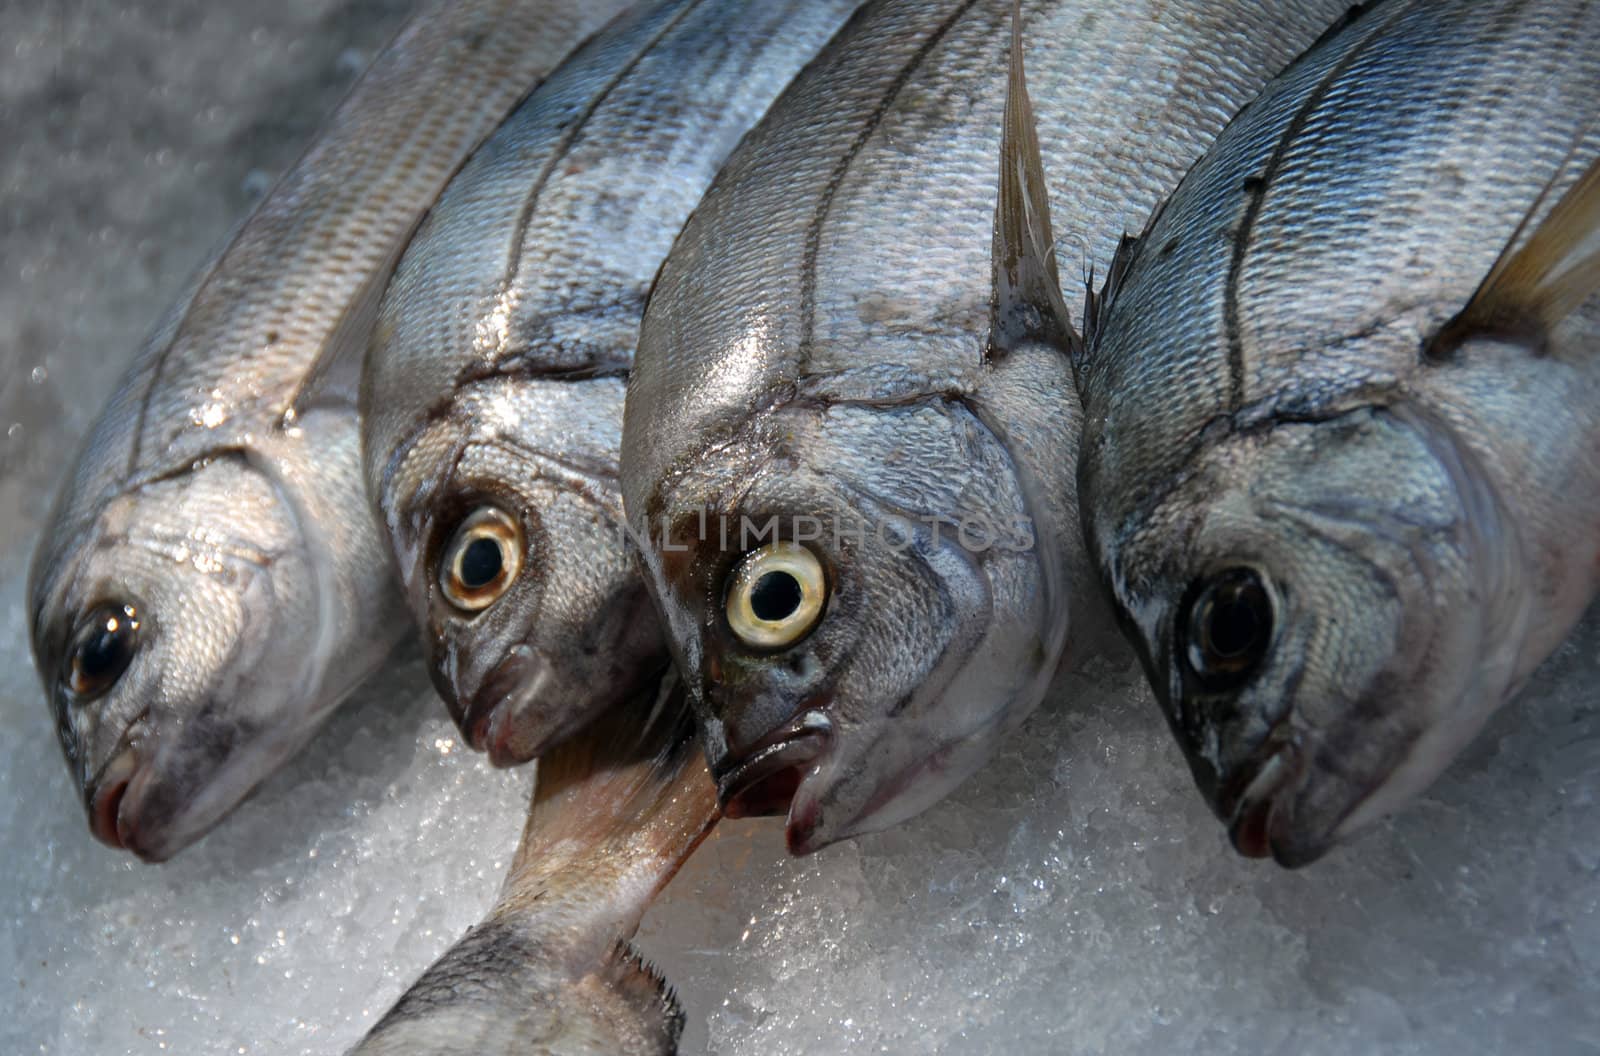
[989, 0, 1075, 361]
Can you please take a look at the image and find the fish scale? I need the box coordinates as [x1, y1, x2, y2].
[363, 0, 870, 768]
[621, 0, 1353, 855]
[1079, 0, 1600, 866]
[27, 0, 638, 861]
[350, 684, 719, 1056]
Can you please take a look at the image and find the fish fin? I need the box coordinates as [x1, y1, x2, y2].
[502, 676, 720, 924]
[599, 940, 687, 1051]
[988, 0, 1076, 362]
[1431, 148, 1600, 357]
[1081, 231, 1141, 355]
[286, 220, 417, 418]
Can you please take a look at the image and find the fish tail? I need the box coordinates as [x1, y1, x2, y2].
[350, 683, 716, 1055]
[502, 676, 718, 908]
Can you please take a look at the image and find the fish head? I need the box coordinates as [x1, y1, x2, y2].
[29, 454, 334, 861]
[636, 397, 1058, 855]
[377, 379, 667, 767]
[1092, 403, 1529, 867]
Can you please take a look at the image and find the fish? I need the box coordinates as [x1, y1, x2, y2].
[25, 0, 638, 861]
[620, 0, 1351, 854]
[1076, 0, 1600, 866]
[348, 682, 719, 1056]
[363, 0, 868, 767]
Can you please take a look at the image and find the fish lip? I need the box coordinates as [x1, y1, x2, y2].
[79, 706, 152, 850]
[1223, 739, 1309, 864]
[462, 648, 556, 766]
[716, 711, 832, 821]
[782, 730, 971, 856]
[86, 747, 138, 850]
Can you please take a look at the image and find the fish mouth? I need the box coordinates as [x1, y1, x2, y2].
[715, 711, 832, 822]
[1222, 739, 1314, 866]
[782, 729, 984, 857]
[85, 747, 140, 852]
[462, 648, 559, 768]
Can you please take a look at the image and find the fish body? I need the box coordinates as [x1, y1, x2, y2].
[26, 0, 637, 860]
[350, 685, 719, 1056]
[363, 0, 867, 766]
[1078, 0, 1600, 865]
[621, 0, 1351, 852]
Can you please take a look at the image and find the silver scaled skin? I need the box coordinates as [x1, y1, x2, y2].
[363, 0, 867, 768]
[350, 687, 719, 1056]
[1078, 0, 1600, 866]
[621, 0, 1350, 854]
[25, 0, 637, 861]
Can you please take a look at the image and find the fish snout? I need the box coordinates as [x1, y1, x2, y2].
[84, 747, 139, 852]
[463, 644, 663, 768]
[1219, 738, 1312, 865]
[461, 648, 559, 766]
[714, 710, 832, 820]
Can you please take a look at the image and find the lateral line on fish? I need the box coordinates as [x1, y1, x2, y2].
[796, 0, 986, 373]
[784, 386, 975, 415]
[1220, 0, 1407, 412]
[455, 358, 633, 389]
[115, 442, 252, 494]
[119, 0, 538, 484]
[115, 0, 462, 485]
[484, 0, 713, 366]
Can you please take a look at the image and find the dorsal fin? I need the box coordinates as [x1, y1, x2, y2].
[988, 0, 1075, 361]
[1431, 144, 1600, 357]
[1081, 231, 1141, 356]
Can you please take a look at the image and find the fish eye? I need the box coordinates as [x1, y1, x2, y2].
[724, 542, 827, 651]
[1180, 567, 1275, 689]
[438, 506, 523, 613]
[64, 603, 142, 699]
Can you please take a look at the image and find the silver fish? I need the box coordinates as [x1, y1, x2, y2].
[1078, 0, 1600, 866]
[621, 0, 1349, 853]
[349, 686, 719, 1056]
[25, 0, 637, 861]
[364, 0, 867, 766]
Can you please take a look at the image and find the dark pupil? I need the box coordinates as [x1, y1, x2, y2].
[69, 606, 139, 694]
[79, 623, 132, 680]
[750, 571, 803, 623]
[458, 537, 504, 590]
[1206, 590, 1263, 658]
[1189, 568, 1272, 678]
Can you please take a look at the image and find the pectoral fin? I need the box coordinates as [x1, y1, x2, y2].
[1432, 149, 1600, 357]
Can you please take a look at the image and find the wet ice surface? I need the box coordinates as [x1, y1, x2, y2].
[3, 2, 1598, 1054]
